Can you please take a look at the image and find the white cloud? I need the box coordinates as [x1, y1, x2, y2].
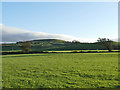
[0, 25, 118, 43]
[1, 25, 80, 42]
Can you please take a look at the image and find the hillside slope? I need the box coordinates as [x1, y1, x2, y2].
[1, 39, 111, 51]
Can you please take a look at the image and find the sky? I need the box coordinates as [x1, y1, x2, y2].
[1, 2, 118, 42]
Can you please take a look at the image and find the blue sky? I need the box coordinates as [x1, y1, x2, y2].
[2, 2, 118, 42]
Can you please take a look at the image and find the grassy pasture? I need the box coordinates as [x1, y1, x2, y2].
[2, 53, 119, 88]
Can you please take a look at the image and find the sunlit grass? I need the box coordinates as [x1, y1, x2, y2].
[2, 53, 119, 88]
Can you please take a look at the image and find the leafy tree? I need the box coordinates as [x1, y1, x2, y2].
[97, 38, 113, 52]
[20, 41, 31, 53]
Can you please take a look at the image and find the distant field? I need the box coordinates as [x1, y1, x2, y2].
[1, 50, 119, 53]
[2, 42, 105, 51]
[47, 50, 119, 52]
[2, 53, 119, 88]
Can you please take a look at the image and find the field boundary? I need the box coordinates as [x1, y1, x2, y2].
[1, 51, 119, 55]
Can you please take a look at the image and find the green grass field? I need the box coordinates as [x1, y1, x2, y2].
[2, 53, 119, 88]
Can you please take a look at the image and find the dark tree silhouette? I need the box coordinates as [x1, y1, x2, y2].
[72, 40, 80, 44]
[97, 38, 113, 52]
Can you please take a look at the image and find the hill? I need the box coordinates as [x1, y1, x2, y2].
[1, 39, 118, 51]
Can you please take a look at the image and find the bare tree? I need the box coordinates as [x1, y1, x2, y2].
[20, 41, 31, 53]
[97, 38, 113, 52]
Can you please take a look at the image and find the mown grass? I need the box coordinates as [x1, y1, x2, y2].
[2, 53, 119, 88]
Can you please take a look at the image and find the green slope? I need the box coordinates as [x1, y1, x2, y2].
[1, 39, 118, 51]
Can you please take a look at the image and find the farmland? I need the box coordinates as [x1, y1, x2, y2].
[2, 39, 119, 52]
[2, 52, 119, 88]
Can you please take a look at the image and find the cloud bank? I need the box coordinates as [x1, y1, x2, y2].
[0, 24, 118, 43]
[0, 24, 80, 42]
